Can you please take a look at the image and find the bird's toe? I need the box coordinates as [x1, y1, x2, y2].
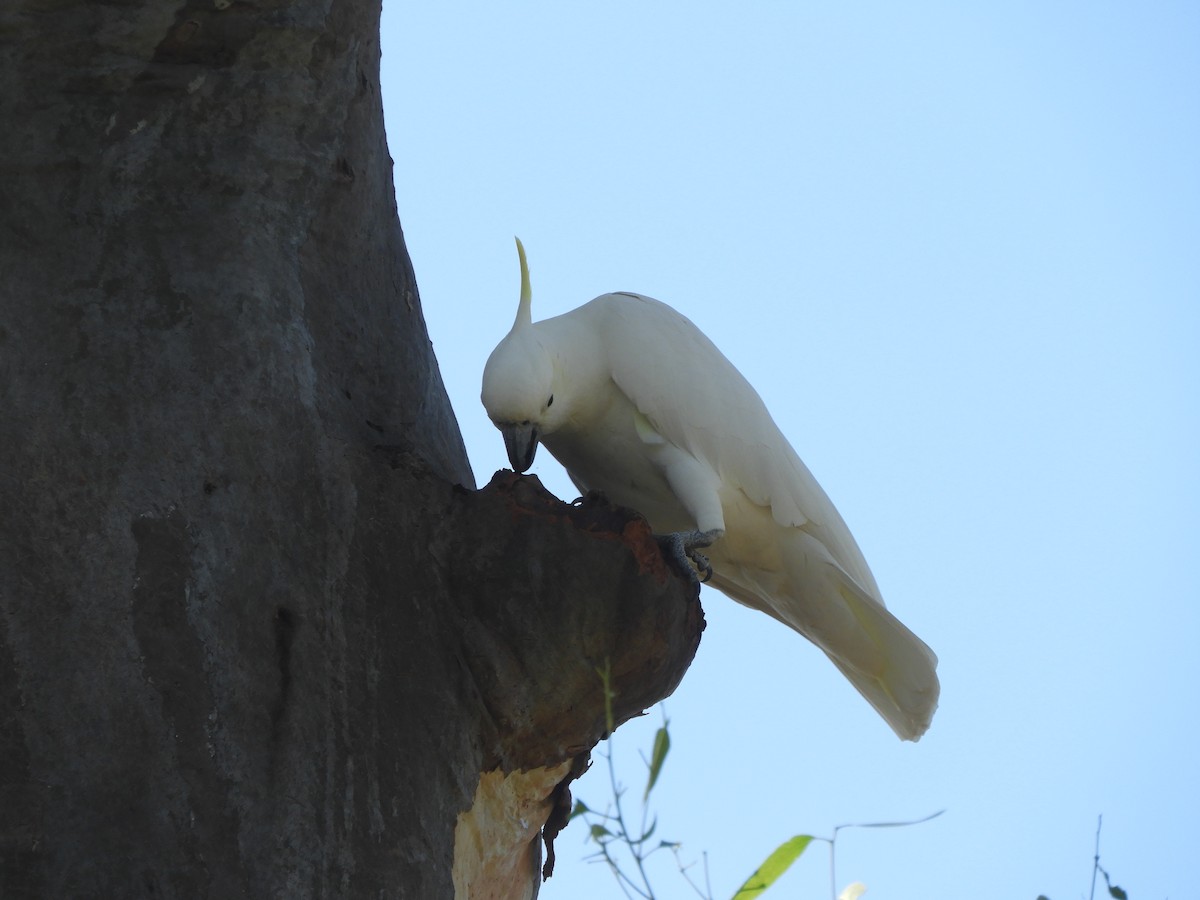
[687, 548, 713, 583]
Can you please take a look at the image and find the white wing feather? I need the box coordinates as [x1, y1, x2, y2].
[589, 292, 879, 593]
[526, 290, 939, 740]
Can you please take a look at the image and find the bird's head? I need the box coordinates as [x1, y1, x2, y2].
[480, 238, 565, 472]
[481, 332, 560, 472]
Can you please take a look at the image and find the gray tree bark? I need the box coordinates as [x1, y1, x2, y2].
[0, 2, 702, 898]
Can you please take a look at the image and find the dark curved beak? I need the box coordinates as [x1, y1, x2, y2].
[501, 423, 539, 473]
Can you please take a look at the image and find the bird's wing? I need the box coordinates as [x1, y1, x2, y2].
[573, 293, 937, 740]
[587, 292, 878, 594]
[709, 569, 938, 741]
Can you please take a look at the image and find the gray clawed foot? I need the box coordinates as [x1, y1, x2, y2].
[656, 528, 723, 584]
[690, 548, 713, 584]
[656, 532, 694, 582]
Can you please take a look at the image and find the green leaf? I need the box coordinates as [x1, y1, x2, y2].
[729, 835, 814, 899]
[568, 800, 589, 820]
[589, 824, 613, 841]
[634, 816, 657, 845]
[644, 724, 670, 800]
[595, 660, 616, 734]
[1108, 886, 1127, 900]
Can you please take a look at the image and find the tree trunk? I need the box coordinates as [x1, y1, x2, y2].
[0, 3, 702, 898]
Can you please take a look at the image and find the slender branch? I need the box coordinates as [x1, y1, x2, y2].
[829, 810, 945, 900]
[671, 846, 713, 900]
[829, 835, 837, 900]
[605, 739, 655, 898]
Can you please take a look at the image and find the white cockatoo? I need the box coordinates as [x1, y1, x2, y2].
[481, 239, 939, 740]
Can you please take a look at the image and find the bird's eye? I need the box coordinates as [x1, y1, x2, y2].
[547, 394, 555, 408]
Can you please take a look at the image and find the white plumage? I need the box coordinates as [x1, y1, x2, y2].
[481, 240, 939, 740]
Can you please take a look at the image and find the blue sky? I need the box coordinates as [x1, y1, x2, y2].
[380, 4, 1199, 898]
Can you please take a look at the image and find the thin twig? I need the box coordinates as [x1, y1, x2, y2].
[829, 835, 837, 900]
[829, 810, 945, 900]
[605, 738, 655, 898]
[672, 846, 713, 900]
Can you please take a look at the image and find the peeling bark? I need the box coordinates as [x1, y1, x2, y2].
[0, 2, 702, 898]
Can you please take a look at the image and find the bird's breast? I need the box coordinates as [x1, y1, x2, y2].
[542, 398, 697, 533]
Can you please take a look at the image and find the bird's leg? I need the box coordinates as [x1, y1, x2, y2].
[656, 528, 723, 584]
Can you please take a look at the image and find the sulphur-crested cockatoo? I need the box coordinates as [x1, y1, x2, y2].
[481, 239, 939, 740]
